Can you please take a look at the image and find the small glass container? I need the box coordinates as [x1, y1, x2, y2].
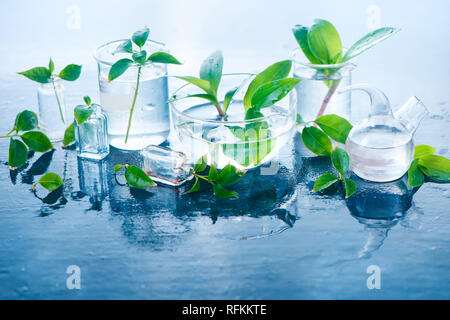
[37, 78, 68, 142]
[74, 104, 109, 160]
[290, 48, 356, 123]
[140, 145, 193, 186]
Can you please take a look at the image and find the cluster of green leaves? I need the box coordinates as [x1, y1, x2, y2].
[107, 27, 181, 144]
[298, 114, 356, 197]
[1, 110, 64, 192]
[292, 19, 398, 67]
[187, 156, 245, 199]
[62, 96, 99, 147]
[114, 164, 156, 189]
[175, 52, 300, 166]
[408, 145, 450, 187]
[2, 110, 53, 169]
[18, 58, 82, 124]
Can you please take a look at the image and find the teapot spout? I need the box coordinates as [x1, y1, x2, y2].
[394, 96, 428, 134]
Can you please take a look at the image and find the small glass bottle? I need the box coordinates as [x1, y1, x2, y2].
[74, 104, 109, 160]
[37, 78, 68, 142]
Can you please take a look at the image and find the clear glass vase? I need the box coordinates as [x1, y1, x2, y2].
[291, 48, 356, 123]
[74, 104, 109, 160]
[170, 74, 297, 170]
[94, 39, 170, 151]
[37, 78, 68, 142]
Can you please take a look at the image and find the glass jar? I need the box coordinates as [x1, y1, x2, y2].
[77, 156, 110, 209]
[170, 74, 297, 170]
[94, 39, 170, 151]
[291, 48, 356, 123]
[74, 104, 109, 160]
[37, 78, 68, 142]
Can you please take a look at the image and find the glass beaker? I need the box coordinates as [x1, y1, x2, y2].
[94, 39, 170, 151]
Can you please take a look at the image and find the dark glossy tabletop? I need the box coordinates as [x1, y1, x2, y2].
[0, 0, 449, 299]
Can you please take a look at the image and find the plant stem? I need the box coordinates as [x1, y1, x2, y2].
[51, 78, 66, 125]
[213, 101, 226, 120]
[315, 79, 341, 119]
[124, 66, 141, 144]
[191, 171, 209, 182]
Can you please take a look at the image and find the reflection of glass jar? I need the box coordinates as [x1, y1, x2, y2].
[94, 39, 170, 151]
[290, 48, 356, 123]
[170, 74, 297, 170]
[37, 78, 68, 142]
[74, 104, 109, 160]
[77, 156, 110, 208]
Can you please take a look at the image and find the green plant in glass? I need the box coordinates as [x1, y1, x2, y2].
[173, 51, 300, 167]
[108, 27, 182, 144]
[18, 58, 82, 124]
[292, 19, 398, 118]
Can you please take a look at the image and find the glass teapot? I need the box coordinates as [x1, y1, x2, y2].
[339, 84, 428, 182]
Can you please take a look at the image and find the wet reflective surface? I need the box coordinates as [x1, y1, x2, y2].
[0, 0, 449, 300]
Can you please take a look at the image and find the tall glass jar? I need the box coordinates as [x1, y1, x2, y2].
[94, 39, 170, 151]
[37, 78, 68, 142]
[291, 48, 356, 123]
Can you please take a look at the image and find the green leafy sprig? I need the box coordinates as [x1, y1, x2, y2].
[33, 172, 64, 192]
[18, 58, 82, 125]
[62, 96, 100, 147]
[298, 113, 356, 197]
[292, 19, 398, 119]
[1, 110, 54, 170]
[114, 164, 156, 189]
[407, 145, 450, 187]
[187, 156, 245, 199]
[174, 52, 300, 167]
[108, 27, 181, 144]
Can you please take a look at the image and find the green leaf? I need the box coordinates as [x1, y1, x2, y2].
[147, 52, 181, 64]
[114, 164, 127, 173]
[222, 137, 275, 167]
[414, 145, 435, 159]
[331, 147, 349, 176]
[223, 87, 238, 114]
[58, 64, 82, 81]
[314, 114, 352, 143]
[342, 27, 399, 62]
[301, 126, 332, 156]
[132, 50, 147, 65]
[194, 155, 208, 172]
[408, 159, 425, 188]
[108, 58, 133, 82]
[21, 131, 53, 152]
[212, 183, 238, 199]
[114, 39, 133, 54]
[343, 178, 357, 198]
[208, 165, 219, 182]
[307, 19, 342, 64]
[63, 123, 75, 147]
[132, 27, 149, 48]
[174, 93, 219, 106]
[124, 165, 156, 188]
[292, 25, 321, 64]
[243, 60, 292, 111]
[14, 110, 38, 132]
[313, 173, 338, 192]
[418, 155, 450, 182]
[74, 105, 94, 125]
[83, 96, 91, 106]
[217, 164, 244, 186]
[186, 177, 201, 194]
[175, 76, 212, 95]
[199, 50, 223, 95]
[48, 58, 54, 74]
[33, 172, 63, 191]
[296, 113, 305, 125]
[250, 78, 300, 110]
[18, 67, 51, 83]
[9, 138, 28, 170]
